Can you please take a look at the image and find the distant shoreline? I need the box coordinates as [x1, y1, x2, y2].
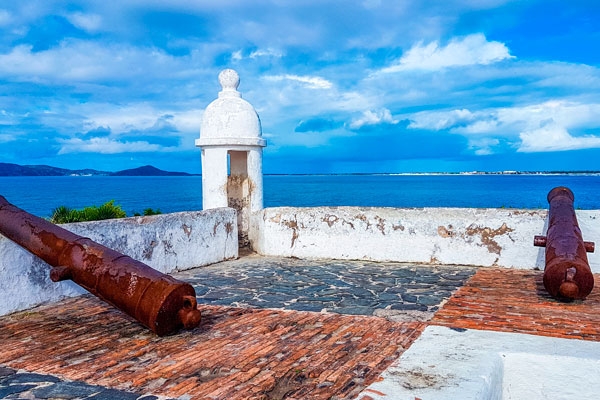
[264, 171, 600, 176]
[1, 162, 599, 177]
[0, 163, 199, 177]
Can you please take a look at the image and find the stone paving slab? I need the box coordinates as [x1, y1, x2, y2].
[175, 256, 476, 322]
[0, 366, 157, 400]
[432, 268, 600, 341]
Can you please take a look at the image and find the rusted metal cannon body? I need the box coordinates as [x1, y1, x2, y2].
[534, 187, 595, 300]
[0, 195, 201, 336]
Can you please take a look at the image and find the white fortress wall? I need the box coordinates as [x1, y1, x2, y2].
[0, 207, 238, 316]
[253, 206, 600, 272]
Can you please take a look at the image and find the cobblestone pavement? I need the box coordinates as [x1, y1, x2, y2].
[0, 366, 162, 400]
[175, 255, 476, 322]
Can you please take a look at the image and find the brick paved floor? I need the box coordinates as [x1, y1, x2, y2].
[432, 268, 600, 341]
[2, 260, 599, 399]
[0, 295, 424, 399]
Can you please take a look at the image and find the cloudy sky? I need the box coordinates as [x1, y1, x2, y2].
[1, 0, 599, 174]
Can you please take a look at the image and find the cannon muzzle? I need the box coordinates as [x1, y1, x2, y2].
[0, 195, 201, 335]
[534, 187, 595, 300]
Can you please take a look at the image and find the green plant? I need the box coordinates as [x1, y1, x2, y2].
[143, 208, 162, 216]
[50, 200, 127, 223]
[49, 206, 79, 223]
[133, 208, 162, 216]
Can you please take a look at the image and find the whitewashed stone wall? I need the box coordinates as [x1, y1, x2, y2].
[0, 208, 237, 316]
[252, 207, 600, 272]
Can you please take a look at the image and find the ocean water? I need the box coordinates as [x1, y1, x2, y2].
[0, 174, 598, 218]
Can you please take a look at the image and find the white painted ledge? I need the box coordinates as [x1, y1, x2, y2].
[252, 207, 600, 271]
[358, 325, 600, 400]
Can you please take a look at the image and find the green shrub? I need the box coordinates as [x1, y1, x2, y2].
[133, 208, 162, 216]
[143, 208, 162, 216]
[50, 200, 127, 223]
[49, 206, 80, 223]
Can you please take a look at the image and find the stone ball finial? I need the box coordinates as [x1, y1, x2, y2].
[219, 69, 240, 91]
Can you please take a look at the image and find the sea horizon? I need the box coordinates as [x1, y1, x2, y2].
[1, 174, 598, 218]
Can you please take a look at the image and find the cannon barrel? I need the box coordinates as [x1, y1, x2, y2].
[0, 195, 201, 336]
[534, 187, 595, 300]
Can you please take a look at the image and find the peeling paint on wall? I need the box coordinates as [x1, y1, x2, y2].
[143, 240, 157, 260]
[255, 206, 598, 270]
[437, 225, 455, 238]
[282, 216, 300, 248]
[182, 224, 192, 238]
[322, 214, 339, 227]
[376, 216, 386, 235]
[465, 222, 514, 255]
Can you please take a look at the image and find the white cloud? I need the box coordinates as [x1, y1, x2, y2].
[231, 50, 243, 61]
[362, 0, 382, 9]
[0, 43, 127, 81]
[408, 108, 475, 130]
[78, 104, 203, 138]
[0, 41, 200, 84]
[350, 108, 398, 129]
[406, 100, 600, 154]
[249, 48, 283, 58]
[65, 12, 102, 33]
[0, 133, 15, 143]
[0, 9, 11, 26]
[455, 119, 500, 135]
[409, 101, 600, 136]
[518, 121, 600, 153]
[381, 33, 513, 73]
[496, 101, 600, 130]
[80, 104, 164, 134]
[263, 74, 333, 89]
[468, 137, 500, 155]
[58, 137, 169, 155]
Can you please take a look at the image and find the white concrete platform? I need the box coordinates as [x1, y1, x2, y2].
[358, 325, 600, 400]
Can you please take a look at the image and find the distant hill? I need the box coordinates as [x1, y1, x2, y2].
[0, 163, 107, 176]
[110, 165, 194, 176]
[0, 163, 197, 177]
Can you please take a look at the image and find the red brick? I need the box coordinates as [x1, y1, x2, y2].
[0, 296, 422, 399]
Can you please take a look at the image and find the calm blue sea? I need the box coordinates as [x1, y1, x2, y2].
[0, 174, 598, 218]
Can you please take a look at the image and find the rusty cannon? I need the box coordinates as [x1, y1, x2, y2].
[0, 195, 201, 336]
[534, 187, 595, 300]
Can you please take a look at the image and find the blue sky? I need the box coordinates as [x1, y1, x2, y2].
[1, 0, 600, 174]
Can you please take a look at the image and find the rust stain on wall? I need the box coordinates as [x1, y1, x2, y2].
[225, 222, 234, 236]
[282, 216, 300, 248]
[437, 225, 455, 238]
[142, 240, 157, 260]
[182, 224, 192, 238]
[465, 222, 514, 255]
[375, 216, 386, 235]
[322, 214, 339, 227]
[354, 214, 372, 230]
